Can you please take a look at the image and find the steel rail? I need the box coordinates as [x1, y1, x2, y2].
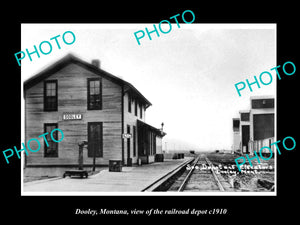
[177, 155, 201, 192]
[141, 157, 194, 192]
[205, 157, 225, 192]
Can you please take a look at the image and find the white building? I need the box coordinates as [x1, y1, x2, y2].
[232, 118, 240, 153]
[233, 95, 275, 155]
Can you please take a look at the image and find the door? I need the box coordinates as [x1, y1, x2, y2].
[88, 122, 103, 158]
[133, 126, 136, 157]
[253, 114, 274, 140]
[242, 125, 250, 153]
[127, 125, 132, 166]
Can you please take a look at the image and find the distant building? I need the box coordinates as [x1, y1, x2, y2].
[239, 109, 251, 154]
[23, 54, 166, 177]
[232, 118, 240, 153]
[232, 96, 275, 155]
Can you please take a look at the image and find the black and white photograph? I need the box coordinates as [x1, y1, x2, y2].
[1, 4, 298, 221]
[21, 23, 276, 195]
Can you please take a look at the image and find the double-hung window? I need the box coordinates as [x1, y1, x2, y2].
[44, 80, 57, 111]
[88, 78, 102, 110]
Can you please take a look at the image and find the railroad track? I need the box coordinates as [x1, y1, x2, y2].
[173, 154, 225, 192]
[142, 154, 228, 192]
[143, 153, 273, 192]
[142, 157, 194, 192]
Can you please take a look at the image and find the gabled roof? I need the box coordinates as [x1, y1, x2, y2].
[23, 53, 152, 107]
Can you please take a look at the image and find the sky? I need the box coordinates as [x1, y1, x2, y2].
[21, 23, 276, 152]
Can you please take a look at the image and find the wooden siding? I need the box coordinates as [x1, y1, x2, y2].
[25, 63, 122, 166]
[123, 92, 146, 164]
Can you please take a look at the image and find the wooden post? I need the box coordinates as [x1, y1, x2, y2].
[78, 145, 83, 170]
[93, 147, 96, 172]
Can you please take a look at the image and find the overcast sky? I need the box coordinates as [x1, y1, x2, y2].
[21, 24, 276, 151]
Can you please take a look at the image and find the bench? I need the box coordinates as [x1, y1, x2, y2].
[63, 170, 88, 178]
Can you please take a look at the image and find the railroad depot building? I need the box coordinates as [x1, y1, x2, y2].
[23, 54, 166, 177]
[232, 96, 275, 155]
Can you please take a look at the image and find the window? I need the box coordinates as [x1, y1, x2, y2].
[128, 93, 131, 113]
[88, 78, 102, 110]
[44, 123, 58, 157]
[252, 99, 274, 109]
[134, 99, 138, 116]
[139, 103, 143, 119]
[233, 119, 240, 131]
[241, 113, 250, 121]
[44, 80, 57, 111]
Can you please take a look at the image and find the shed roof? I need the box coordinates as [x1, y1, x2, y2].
[137, 120, 166, 137]
[23, 54, 152, 107]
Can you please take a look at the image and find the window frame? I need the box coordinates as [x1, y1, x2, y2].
[87, 78, 102, 110]
[241, 113, 250, 121]
[252, 99, 274, 109]
[44, 80, 58, 111]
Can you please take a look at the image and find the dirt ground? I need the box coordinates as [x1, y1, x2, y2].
[206, 152, 275, 192]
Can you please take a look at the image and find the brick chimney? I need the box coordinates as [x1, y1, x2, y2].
[91, 59, 100, 68]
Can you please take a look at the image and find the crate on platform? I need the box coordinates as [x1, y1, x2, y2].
[155, 154, 164, 162]
[109, 160, 122, 172]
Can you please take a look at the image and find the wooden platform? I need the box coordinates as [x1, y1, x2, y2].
[23, 158, 191, 193]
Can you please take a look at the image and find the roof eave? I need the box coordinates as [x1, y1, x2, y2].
[23, 54, 152, 106]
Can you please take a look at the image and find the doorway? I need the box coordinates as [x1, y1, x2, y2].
[127, 125, 132, 166]
[242, 125, 250, 153]
[88, 122, 103, 158]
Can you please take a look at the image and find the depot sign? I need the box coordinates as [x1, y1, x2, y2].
[63, 113, 82, 120]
